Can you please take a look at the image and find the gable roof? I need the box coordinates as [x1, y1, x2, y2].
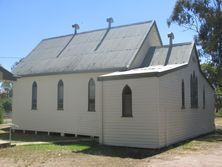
[141, 42, 193, 67]
[98, 42, 194, 81]
[0, 66, 15, 81]
[13, 21, 154, 77]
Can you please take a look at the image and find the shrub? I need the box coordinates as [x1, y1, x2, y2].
[0, 107, 3, 124]
[2, 99, 12, 112]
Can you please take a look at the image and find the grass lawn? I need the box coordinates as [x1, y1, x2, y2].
[0, 117, 221, 166]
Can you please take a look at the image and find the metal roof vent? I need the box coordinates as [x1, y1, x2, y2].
[72, 24, 80, 35]
[106, 17, 114, 29]
[167, 32, 174, 46]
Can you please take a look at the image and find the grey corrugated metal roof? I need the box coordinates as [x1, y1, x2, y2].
[140, 42, 193, 67]
[13, 21, 154, 76]
[0, 66, 16, 81]
[98, 64, 187, 81]
[99, 42, 194, 81]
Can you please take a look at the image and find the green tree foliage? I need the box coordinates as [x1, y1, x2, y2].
[168, 0, 222, 66]
[0, 107, 3, 124]
[168, 0, 222, 111]
[201, 63, 222, 111]
[2, 99, 12, 112]
[0, 81, 13, 97]
[201, 63, 222, 87]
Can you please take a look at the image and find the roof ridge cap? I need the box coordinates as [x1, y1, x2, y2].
[42, 20, 154, 41]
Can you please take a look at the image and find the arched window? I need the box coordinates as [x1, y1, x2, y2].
[190, 71, 198, 108]
[203, 86, 205, 109]
[88, 78, 95, 112]
[57, 80, 64, 110]
[182, 80, 185, 109]
[32, 81, 37, 110]
[122, 85, 132, 117]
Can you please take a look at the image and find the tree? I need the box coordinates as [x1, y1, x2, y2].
[201, 63, 222, 111]
[168, 0, 222, 111]
[0, 81, 13, 97]
[168, 0, 222, 66]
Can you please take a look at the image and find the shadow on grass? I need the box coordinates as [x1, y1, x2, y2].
[196, 129, 222, 143]
[1, 129, 222, 159]
[71, 140, 199, 159]
[72, 130, 222, 159]
[74, 144, 164, 159]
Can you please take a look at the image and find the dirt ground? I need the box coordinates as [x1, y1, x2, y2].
[1, 146, 222, 167]
[139, 144, 222, 167]
[0, 118, 222, 167]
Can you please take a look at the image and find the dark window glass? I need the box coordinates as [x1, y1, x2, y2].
[190, 71, 198, 108]
[182, 80, 185, 109]
[88, 78, 95, 112]
[32, 81, 37, 110]
[57, 80, 64, 110]
[122, 85, 132, 117]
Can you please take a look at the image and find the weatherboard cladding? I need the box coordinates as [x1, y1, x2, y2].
[13, 21, 153, 76]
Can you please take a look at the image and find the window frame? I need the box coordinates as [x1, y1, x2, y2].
[122, 85, 132, 117]
[57, 80, 64, 110]
[31, 81, 37, 110]
[181, 80, 185, 109]
[190, 71, 198, 108]
[88, 78, 96, 112]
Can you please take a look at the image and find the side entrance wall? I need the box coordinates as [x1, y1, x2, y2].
[101, 77, 160, 148]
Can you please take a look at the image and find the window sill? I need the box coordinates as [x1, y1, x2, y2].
[57, 108, 64, 111]
[122, 116, 133, 118]
[88, 110, 96, 112]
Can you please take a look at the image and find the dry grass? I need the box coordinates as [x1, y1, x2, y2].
[215, 116, 222, 125]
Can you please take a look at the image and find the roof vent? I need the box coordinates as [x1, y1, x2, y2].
[167, 32, 174, 46]
[106, 17, 114, 28]
[72, 24, 80, 35]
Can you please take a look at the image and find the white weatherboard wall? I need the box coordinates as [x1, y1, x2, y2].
[158, 50, 215, 147]
[13, 72, 105, 136]
[102, 77, 160, 148]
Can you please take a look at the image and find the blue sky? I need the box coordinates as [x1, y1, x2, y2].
[0, 0, 196, 71]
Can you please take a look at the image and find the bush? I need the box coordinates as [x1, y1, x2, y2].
[2, 99, 12, 112]
[0, 107, 3, 124]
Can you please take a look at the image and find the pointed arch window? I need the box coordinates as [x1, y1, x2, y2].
[190, 71, 198, 108]
[88, 78, 95, 112]
[32, 81, 37, 110]
[122, 85, 132, 117]
[182, 80, 185, 109]
[57, 80, 64, 110]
